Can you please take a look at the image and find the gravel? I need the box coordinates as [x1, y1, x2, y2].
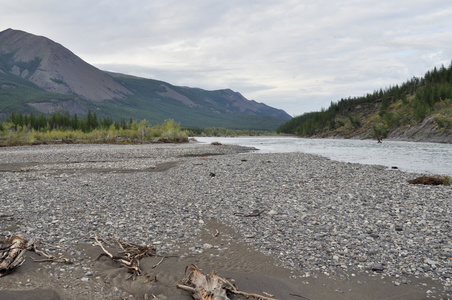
[0, 142, 451, 297]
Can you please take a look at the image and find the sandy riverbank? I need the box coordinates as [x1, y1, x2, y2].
[0, 142, 451, 299]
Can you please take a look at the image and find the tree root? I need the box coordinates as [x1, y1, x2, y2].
[177, 264, 277, 300]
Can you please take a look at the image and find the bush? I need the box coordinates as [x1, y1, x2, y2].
[434, 116, 451, 128]
[444, 176, 452, 186]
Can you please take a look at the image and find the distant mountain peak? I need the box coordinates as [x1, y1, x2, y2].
[0, 28, 131, 101]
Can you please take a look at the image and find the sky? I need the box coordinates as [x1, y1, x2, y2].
[1, 0, 452, 117]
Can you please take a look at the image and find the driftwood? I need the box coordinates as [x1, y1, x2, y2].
[94, 237, 158, 280]
[177, 265, 277, 300]
[0, 236, 71, 277]
[0, 236, 27, 277]
[28, 242, 73, 264]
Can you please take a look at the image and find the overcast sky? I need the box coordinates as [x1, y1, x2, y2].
[1, 1, 452, 116]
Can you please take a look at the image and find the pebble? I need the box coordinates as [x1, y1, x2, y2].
[0, 143, 451, 296]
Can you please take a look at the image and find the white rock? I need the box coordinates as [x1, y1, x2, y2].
[202, 243, 213, 249]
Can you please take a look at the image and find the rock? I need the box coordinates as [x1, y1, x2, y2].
[371, 264, 385, 272]
[425, 259, 438, 266]
[395, 225, 403, 231]
[202, 243, 213, 250]
[267, 210, 279, 215]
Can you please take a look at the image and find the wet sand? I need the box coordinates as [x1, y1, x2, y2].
[0, 219, 445, 300]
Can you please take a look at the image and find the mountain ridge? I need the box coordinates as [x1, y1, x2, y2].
[0, 28, 291, 130]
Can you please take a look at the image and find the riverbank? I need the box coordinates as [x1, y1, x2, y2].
[0, 142, 451, 299]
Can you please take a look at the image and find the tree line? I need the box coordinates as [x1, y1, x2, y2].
[277, 62, 452, 136]
[5, 110, 133, 133]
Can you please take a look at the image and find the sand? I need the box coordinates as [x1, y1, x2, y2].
[0, 219, 445, 300]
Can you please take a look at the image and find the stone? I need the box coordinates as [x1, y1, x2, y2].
[371, 264, 385, 272]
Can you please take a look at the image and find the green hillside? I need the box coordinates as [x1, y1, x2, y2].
[0, 72, 288, 130]
[0, 71, 80, 115]
[277, 63, 452, 142]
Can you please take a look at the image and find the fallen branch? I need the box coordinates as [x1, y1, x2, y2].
[94, 237, 158, 280]
[152, 256, 165, 269]
[177, 264, 277, 300]
[29, 243, 72, 264]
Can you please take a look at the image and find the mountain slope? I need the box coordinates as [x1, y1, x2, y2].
[0, 28, 291, 130]
[277, 64, 452, 143]
[0, 28, 131, 101]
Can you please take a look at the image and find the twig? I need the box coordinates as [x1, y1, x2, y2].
[29, 243, 72, 264]
[152, 256, 165, 269]
[93, 237, 158, 280]
[176, 284, 196, 293]
[289, 294, 311, 300]
[94, 237, 114, 258]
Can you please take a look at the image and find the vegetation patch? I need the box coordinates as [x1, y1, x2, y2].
[408, 175, 451, 186]
[278, 62, 452, 140]
[0, 111, 188, 146]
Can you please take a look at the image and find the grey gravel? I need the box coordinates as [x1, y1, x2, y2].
[0, 142, 451, 297]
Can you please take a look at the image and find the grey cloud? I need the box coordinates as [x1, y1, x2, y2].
[1, 0, 451, 116]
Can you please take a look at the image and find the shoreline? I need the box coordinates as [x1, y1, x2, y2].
[1, 143, 451, 299]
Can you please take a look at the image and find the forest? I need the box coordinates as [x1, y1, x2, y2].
[0, 110, 188, 146]
[277, 62, 452, 138]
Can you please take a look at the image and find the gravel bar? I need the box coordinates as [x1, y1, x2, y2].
[1, 142, 451, 297]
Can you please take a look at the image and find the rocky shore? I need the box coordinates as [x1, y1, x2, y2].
[0, 142, 451, 299]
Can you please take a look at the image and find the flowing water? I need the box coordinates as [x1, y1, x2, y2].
[196, 136, 452, 176]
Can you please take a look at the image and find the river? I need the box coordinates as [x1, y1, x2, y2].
[196, 136, 452, 176]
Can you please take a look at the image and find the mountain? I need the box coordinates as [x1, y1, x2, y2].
[277, 64, 452, 143]
[0, 28, 131, 101]
[0, 28, 291, 130]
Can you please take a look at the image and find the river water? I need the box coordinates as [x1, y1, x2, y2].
[196, 136, 452, 176]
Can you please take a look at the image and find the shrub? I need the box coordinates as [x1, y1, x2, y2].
[434, 116, 451, 128]
[444, 176, 452, 186]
